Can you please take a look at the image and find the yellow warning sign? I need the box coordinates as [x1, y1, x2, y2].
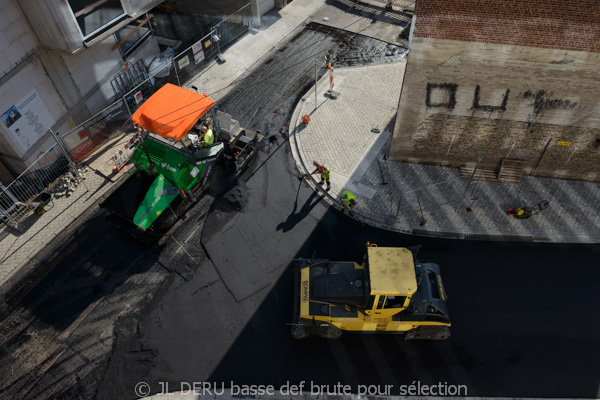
[557, 141, 571, 146]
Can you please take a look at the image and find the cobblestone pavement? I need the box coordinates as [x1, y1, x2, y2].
[290, 59, 600, 243]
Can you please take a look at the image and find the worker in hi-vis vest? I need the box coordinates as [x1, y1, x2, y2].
[311, 161, 330, 191]
[200, 125, 214, 147]
[340, 190, 357, 215]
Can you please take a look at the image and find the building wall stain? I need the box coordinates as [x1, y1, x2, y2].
[409, 114, 600, 181]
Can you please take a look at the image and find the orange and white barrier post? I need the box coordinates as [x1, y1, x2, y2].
[328, 63, 334, 92]
[113, 131, 141, 172]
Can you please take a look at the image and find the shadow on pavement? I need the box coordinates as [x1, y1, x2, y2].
[206, 219, 600, 397]
[277, 184, 323, 232]
[4, 213, 163, 330]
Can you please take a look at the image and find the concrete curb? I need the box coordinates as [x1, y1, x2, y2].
[288, 77, 351, 216]
[288, 65, 600, 244]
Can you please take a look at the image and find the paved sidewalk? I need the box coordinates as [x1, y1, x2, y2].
[186, 0, 327, 100]
[289, 60, 600, 243]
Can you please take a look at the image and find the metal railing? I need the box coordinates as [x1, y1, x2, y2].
[172, 3, 253, 86]
[60, 100, 132, 163]
[57, 3, 253, 163]
[110, 59, 149, 100]
[381, 138, 485, 223]
[0, 134, 86, 229]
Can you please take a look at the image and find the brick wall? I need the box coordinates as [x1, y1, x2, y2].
[411, 114, 600, 181]
[393, 38, 600, 182]
[413, 0, 600, 53]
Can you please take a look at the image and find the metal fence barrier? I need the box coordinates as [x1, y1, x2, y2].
[111, 59, 150, 101]
[56, 2, 253, 163]
[60, 100, 132, 163]
[172, 3, 253, 86]
[2, 3, 253, 232]
[0, 135, 86, 230]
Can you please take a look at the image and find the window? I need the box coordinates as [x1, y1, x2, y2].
[114, 20, 152, 58]
[67, 0, 127, 39]
[386, 295, 407, 308]
[377, 295, 386, 309]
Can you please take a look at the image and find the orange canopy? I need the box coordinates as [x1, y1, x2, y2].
[132, 83, 215, 141]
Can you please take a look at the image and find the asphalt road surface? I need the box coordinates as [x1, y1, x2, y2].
[1, 23, 599, 400]
[100, 135, 600, 399]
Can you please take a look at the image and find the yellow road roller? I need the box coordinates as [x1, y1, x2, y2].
[292, 243, 450, 340]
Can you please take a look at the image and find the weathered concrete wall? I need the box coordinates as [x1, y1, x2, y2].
[122, 0, 164, 17]
[393, 37, 600, 181]
[18, 0, 162, 54]
[0, 0, 38, 76]
[410, 114, 600, 182]
[61, 38, 123, 99]
[17, 0, 83, 54]
[0, 5, 160, 173]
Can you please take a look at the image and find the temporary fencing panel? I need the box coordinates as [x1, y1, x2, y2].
[172, 4, 252, 85]
[60, 100, 131, 163]
[0, 141, 78, 229]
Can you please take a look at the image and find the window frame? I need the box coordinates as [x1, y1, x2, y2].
[114, 19, 153, 59]
[65, 0, 128, 41]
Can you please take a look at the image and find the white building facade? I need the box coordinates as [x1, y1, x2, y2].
[0, 0, 164, 180]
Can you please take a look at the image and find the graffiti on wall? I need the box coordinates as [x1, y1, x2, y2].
[472, 85, 510, 112]
[425, 83, 458, 110]
[426, 84, 578, 117]
[520, 90, 578, 116]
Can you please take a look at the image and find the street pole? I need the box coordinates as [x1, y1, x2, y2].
[0, 200, 17, 228]
[173, 58, 181, 86]
[122, 95, 132, 117]
[530, 137, 553, 176]
[314, 59, 318, 111]
[454, 154, 483, 213]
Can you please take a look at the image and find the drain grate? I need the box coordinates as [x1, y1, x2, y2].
[464, 234, 483, 240]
